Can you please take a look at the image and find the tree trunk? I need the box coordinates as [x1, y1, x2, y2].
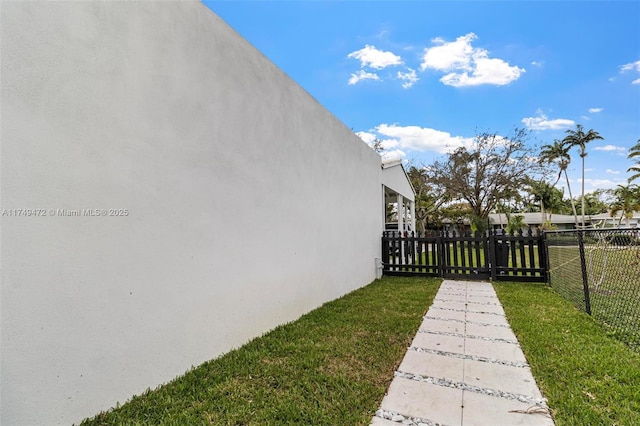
[564, 170, 579, 227]
[581, 154, 586, 227]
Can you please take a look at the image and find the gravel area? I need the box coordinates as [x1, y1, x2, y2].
[375, 409, 443, 425]
[430, 306, 505, 316]
[423, 315, 511, 328]
[409, 346, 530, 368]
[417, 329, 519, 345]
[394, 371, 549, 407]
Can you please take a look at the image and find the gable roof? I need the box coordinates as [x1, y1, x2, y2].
[381, 159, 415, 202]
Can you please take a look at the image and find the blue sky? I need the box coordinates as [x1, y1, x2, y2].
[204, 1, 640, 195]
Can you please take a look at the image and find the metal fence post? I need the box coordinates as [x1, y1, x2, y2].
[540, 231, 550, 284]
[489, 230, 497, 281]
[577, 231, 592, 315]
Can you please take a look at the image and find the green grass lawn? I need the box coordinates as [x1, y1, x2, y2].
[495, 282, 640, 426]
[547, 245, 640, 349]
[79, 277, 440, 426]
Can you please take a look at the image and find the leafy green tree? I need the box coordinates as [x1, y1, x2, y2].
[525, 178, 568, 228]
[539, 140, 579, 225]
[577, 190, 610, 216]
[428, 129, 542, 221]
[561, 124, 604, 225]
[525, 178, 554, 224]
[406, 165, 449, 233]
[627, 139, 640, 183]
[505, 213, 526, 234]
[609, 184, 640, 227]
[437, 202, 475, 234]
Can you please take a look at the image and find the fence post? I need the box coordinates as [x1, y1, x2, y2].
[577, 231, 592, 315]
[540, 231, 550, 283]
[382, 232, 390, 275]
[489, 229, 497, 281]
[437, 232, 444, 277]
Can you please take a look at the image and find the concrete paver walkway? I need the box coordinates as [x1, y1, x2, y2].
[371, 280, 555, 426]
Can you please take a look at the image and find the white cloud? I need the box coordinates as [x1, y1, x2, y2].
[606, 169, 620, 175]
[588, 107, 603, 113]
[355, 131, 400, 152]
[583, 177, 627, 192]
[355, 131, 377, 145]
[347, 45, 403, 69]
[421, 33, 476, 72]
[379, 138, 400, 150]
[620, 60, 640, 85]
[397, 68, 419, 89]
[531, 61, 544, 67]
[521, 111, 574, 130]
[373, 123, 472, 154]
[581, 115, 591, 121]
[381, 149, 407, 161]
[420, 33, 525, 87]
[594, 145, 626, 153]
[348, 70, 380, 85]
[621, 60, 640, 73]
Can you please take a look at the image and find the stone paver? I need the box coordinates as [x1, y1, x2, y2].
[379, 377, 463, 425]
[466, 311, 510, 326]
[466, 304, 505, 315]
[431, 300, 468, 311]
[411, 332, 465, 354]
[464, 359, 543, 397]
[399, 350, 465, 382]
[371, 279, 554, 426]
[420, 318, 465, 334]
[426, 307, 467, 321]
[464, 338, 528, 363]
[463, 391, 554, 426]
[466, 322, 517, 340]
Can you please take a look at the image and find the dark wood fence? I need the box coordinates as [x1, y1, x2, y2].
[382, 228, 548, 282]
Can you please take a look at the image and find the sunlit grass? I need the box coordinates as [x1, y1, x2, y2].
[495, 283, 640, 426]
[548, 245, 640, 349]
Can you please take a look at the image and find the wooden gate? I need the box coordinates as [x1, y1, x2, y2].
[382, 229, 548, 282]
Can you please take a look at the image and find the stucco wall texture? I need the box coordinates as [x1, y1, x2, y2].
[0, 1, 383, 424]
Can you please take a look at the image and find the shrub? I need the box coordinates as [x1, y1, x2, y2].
[607, 233, 634, 246]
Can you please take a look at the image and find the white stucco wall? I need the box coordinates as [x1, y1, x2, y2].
[382, 162, 415, 203]
[0, 1, 383, 424]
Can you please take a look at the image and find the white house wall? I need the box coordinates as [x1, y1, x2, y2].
[0, 1, 383, 425]
[382, 164, 415, 203]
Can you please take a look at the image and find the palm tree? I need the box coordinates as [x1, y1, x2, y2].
[525, 178, 552, 225]
[610, 184, 640, 227]
[562, 124, 604, 226]
[526, 178, 569, 229]
[505, 213, 526, 235]
[539, 140, 579, 226]
[627, 139, 640, 183]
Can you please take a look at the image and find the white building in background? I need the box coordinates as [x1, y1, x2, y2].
[0, 1, 414, 425]
[588, 212, 640, 228]
[489, 213, 579, 232]
[382, 159, 416, 233]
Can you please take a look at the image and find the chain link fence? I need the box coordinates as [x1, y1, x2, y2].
[545, 228, 640, 351]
